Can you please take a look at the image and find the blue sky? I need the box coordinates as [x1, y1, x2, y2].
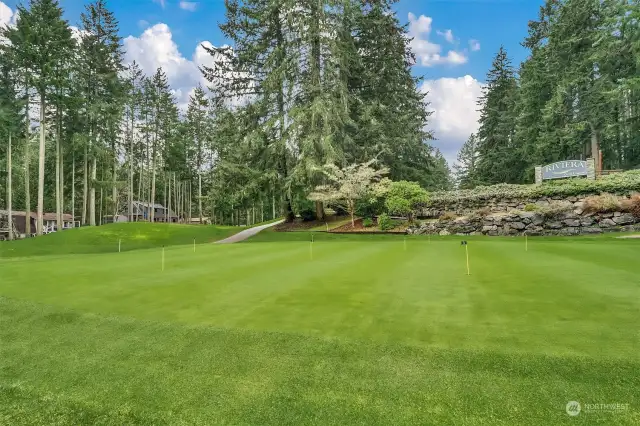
[0, 0, 544, 163]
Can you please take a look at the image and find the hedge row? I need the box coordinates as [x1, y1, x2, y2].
[428, 170, 640, 205]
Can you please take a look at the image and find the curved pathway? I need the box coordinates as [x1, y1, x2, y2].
[215, 219, 284, 244]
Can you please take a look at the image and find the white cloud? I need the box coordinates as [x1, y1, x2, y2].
[407, 13, 467, 67]
[138, 20, 149, 29]
[0, 1, 18, 30]
[123, 23, 248, 112]
[420, 75, 484, 164]
[469, 39, 481, 51]
[123, 23, 200, 110]
[153, 0, 166, 9]
[436, 29, 455, 44]
[179, 1, 198, 11]
[0, 1, 12, 27]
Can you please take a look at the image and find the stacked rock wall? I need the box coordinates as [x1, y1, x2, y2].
[410, 195, 640, 236]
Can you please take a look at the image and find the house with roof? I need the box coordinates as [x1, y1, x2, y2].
[121, 201, 179, 223]
[1, 210, 76, 239]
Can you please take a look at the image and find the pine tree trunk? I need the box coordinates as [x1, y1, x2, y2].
[23, 85, 31, 237]
[7, 133, 13, 240]
[60, 141, 64, 228]
[72, 156, 75, 227]
[99, 167, 104, 226]
[150, 160, 156, 222]
[82, 146, 87, 225]
[112, 153, 117, 220]
[168, 172, 172, 223]
[36, 97, 46, 236]
[198, 173, 202, 224]
[90, 155, 97, 226]
[129, 108, 134, 222]
[188, 180, 192, 223]
[55, 122, 61, 231]
[163, 173, 167, 222]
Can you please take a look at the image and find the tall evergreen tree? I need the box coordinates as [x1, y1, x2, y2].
[78, 0, 125, 226]
[453, 134, 480, 189]
[4, 0, 74, 235]
[474, 46, 519, 185]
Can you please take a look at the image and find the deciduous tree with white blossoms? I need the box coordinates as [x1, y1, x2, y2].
[308, 160, 390, 228]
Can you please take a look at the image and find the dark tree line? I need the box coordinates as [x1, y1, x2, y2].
[456, 0, 640, 189]
[0, 0, 453, 237]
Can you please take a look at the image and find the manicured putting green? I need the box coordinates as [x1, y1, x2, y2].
[0, 232, 638, 425]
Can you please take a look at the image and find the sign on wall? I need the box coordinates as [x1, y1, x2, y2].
[535, 159, 595, 184]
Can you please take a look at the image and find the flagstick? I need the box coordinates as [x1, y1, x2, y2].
[465, 245, 470, 275]
[162, 246, 165, 271]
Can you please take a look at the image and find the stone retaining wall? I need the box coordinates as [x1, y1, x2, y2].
[408, 210, 640, 236]
[419, 194, 635, 218]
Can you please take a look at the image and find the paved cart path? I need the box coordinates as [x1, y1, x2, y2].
[215, 220, 284, 244]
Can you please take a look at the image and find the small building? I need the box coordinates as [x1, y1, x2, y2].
[0, 210, 37, 238]
[42, 213, 75, 233]
[122, 201, 178, 223]
[0, 210, 75, 238]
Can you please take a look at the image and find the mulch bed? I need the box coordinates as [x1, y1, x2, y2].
[330, 218, 406, 234]
[274, 220, 319, 232]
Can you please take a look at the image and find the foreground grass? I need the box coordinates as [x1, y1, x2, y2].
[0, 222, 240, 258]
[0, 235, 638, 424]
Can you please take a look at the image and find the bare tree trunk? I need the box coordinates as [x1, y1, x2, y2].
[55, 121, 62, 231]
[60, 141, 64, 228]
[72, 156, 75, 226]
[7, 133, 13, 240]
[168, 172, 172, 223]
[36, 96, 46, 236]
[99, 168, 104, 226]
[24, 86, 31, 237]
[272, 193, 276, 220]
[89, 154, 96, 226]
[150, 160, 156, 222]
[261, 201, 264, 223]
[129, 108, 134, 222]
[198, 173, 202, 224]
[188, 180, 192, 223]
[163, 173, 167, 222]
[112, 151, 117, 220]
[82, 146, 87, 225]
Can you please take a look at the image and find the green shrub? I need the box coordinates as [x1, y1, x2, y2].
[439, 211, 457, 221]
[583, 193, 621, 214]
[362, 217, 374, 228]
[384, 181, 429, 222]
[427, 170, 640, 206]
[355, 196, 385, 218]
[294, 198, 317, 221]
[378, 213, 394, 231]
[524, 203, 539, 212]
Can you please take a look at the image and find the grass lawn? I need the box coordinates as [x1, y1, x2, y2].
[0, 229, 638, 424]
[0, 222, 241, 258]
